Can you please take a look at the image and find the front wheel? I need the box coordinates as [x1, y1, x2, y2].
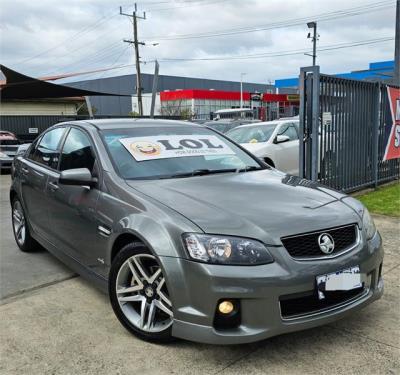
[109, 243, 174, 342]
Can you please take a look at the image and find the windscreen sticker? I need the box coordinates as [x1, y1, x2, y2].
[119, 135, 235, 161]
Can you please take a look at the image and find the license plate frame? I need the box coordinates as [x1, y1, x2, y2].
[316, 266, 363, 300]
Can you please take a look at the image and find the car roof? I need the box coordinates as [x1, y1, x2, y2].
[230, 119, 298, 130]
[214, 108, 253, 114]
[56, 118, 202, 131]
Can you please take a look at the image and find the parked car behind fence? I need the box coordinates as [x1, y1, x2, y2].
[0, 131, 21, 172]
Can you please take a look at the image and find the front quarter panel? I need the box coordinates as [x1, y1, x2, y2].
[98, 172, 201, 270]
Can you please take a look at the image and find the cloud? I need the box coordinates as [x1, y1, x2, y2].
[0, 0, 396, 84]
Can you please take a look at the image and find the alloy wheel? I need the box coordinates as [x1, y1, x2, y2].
[116, 254, 173, 333]
[12, 201, 26, 246]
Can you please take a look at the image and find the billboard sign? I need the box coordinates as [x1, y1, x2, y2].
[383, 86, 400, 161]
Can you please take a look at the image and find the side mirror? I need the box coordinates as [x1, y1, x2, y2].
[274, 135, 290, 144]
[59, 168, 97, 188]
[16, 143, 31, 156]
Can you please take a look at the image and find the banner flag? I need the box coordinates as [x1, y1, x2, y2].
[383, 86, 400, 161]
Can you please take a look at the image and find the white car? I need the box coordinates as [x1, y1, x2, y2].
[226, 119, 300, 175]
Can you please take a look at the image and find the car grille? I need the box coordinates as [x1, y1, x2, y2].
[281, 224, 357, 259]
[280, 287, 365, 319]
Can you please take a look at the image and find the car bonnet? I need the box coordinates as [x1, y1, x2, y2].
[127, 169, 361, 246]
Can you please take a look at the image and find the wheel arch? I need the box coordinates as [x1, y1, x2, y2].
[9, 188, 17, 205]
[110, 231, 157, 264]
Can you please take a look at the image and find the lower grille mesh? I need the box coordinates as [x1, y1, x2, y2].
[280, 287, 365, 318]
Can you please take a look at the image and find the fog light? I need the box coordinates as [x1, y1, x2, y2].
[218, 300, 234, 314]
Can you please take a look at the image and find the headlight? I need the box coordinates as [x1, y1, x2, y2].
[362, 208, 376, 240]
[0, 152, 8, 158]
[182, 233, 274, 265]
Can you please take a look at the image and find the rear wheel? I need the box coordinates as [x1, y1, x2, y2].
[11, 198, 38, 252]
[109, 243, 174, 342]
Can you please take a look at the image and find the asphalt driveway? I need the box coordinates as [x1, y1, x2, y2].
[0, 174, 399, 374]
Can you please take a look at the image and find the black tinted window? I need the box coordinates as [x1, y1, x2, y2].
[59, 128, 95, 171]
[30, 128, 65, 168]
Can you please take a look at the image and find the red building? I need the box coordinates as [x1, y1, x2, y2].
[160, 89, 299, 120]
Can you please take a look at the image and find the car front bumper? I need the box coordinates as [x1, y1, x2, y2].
[159, 230, 384, 344]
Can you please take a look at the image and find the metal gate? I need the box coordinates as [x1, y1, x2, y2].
[299, 66, 399, 193]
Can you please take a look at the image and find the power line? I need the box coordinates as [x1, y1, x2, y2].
[153, 37, 394, 62]
[96, 45, 131, 79]
[142, 0, 394, 40]
[41, 39, 125, 76]
[58, 35, 396, 81]
[17, 13, 119, 65]
[142, 0, 230, 12]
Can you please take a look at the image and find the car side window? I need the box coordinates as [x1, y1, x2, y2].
[59, 128, 95, 172]
[29, 128, 65, 169]
[278, 124, 298, 141]
[27, 137, 41, 160]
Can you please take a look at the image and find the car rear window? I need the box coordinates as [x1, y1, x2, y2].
[226, 124, 277, 144]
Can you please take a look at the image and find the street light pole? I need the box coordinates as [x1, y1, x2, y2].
[240, 73, 246, 108]
[307, 21, 317, 66]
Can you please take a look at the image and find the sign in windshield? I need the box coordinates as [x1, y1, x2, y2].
[120, 135, 235, 161]
[102, 126, 261, 180]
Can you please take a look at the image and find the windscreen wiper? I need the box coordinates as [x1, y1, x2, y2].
[235, 165, 262, 173]
[160, 168, 237, 179]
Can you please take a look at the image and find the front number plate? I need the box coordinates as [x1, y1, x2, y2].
[316, 266, 362, 300]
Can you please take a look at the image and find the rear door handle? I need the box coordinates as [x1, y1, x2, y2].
[48, 181, 59, 191]
[21, 167, 29, 174]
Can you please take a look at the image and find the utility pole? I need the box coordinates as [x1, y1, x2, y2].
[306, 21, 318, 66]
[120, 4, 146, 116]
[395, 0, 400, 84]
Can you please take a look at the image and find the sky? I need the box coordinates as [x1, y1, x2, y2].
[0, 0, 397, 85]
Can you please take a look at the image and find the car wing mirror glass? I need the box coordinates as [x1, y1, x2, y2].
[59, 168, 97, 188]
[274, 135, 290, 144]
[16, 143, 31, 156]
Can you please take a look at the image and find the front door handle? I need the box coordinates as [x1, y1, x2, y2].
[48, 181, 59, 191]
[21, 167, 29, 174]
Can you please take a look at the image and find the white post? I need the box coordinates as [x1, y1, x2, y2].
[240, 72, 246, 109]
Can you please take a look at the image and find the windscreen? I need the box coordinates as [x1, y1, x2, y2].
[101, 126, 261, 180]
[227, 124, 277, 144]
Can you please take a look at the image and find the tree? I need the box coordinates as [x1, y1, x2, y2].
[160, 99, 193, 119]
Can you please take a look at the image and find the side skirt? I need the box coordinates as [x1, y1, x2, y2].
[31, 231, 109, 294]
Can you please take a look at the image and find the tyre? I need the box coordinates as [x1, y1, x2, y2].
[11, 197, 39, 252]
[109, 242, 174, 343]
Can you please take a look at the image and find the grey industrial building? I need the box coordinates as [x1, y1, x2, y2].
[68, 73, 274, 116]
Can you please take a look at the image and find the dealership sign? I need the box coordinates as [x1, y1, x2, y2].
[383, 86, 400, 161]
[120, 135, 235, 161]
